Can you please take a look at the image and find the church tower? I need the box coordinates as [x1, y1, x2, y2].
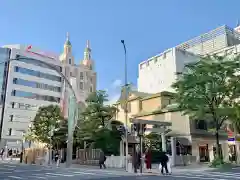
[81, 40, 94, 70]
[59, 32, 75, 65]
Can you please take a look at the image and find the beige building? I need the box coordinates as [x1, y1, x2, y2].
[59, 33, 97, 117]
[114, 90, 238, 164]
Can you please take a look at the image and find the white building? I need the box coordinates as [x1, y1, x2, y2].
[0, 44, 62, 148]
[0, 34, 96, 148]
[138, 25, 240, 93]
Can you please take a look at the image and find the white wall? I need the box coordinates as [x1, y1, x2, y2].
[137, 48, 199, 93]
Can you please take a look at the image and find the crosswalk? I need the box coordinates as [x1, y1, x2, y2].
[0, 165, 135, 179]
[167, 170, 240, 180]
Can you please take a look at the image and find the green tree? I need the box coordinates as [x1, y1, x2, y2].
[75, 90, 120, 154]
[30, 105, 65, 146]
[172, 55, 240, 162]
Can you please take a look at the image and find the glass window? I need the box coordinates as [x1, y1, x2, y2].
[17, 55, 62, 72]
[90, 86, 93, 92]
[11, 102, 38, 110]
[7, 128, 12, 136]
[12, 90, 60, 103]
[80, 72, 84, 80]
[13, 78, 61, 92]
[9, 115, 13, 122]
[80, 82, 83, 90]
[14, 66, 61, 82]
[69, 58, 72, 64]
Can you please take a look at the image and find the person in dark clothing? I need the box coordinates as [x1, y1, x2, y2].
[160, 152, 169, 175]
[99, 151, 106, 169]
[132, 148, 141, 173]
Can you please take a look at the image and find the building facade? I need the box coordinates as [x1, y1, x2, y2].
[59, 34, 96, 117]
[138, 25, 240, 94]
[0, 35, 97, 148]
[138, 48, 199, 93]
[114, 90, 234, 164]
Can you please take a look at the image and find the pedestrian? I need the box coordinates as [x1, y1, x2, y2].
[145, 147, 152, 172]
[8, 149, 13, 161]
[99, 150, 106, 169]
[159, 151, 169, 175]
[54, 150, 60, 167]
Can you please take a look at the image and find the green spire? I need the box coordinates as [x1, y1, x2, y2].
[65, 32, 71, 46]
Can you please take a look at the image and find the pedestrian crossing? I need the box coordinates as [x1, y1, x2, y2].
[167, 170, 240, 180]
[0, 165, 135, 179]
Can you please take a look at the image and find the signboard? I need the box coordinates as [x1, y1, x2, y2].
[25, 45, 57, 60]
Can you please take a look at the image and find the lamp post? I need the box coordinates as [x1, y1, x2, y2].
[0, 57, 79, 168]
[20, 132, 25, 163]
[121, 40, 129, 171]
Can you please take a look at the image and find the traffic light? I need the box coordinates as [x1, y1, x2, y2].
[142, 124, 147, 133]
[132, 123, 140, 133]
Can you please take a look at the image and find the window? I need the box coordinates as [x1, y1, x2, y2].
[80, 72, 84, 80]
[89, 86, 93, 92]
[11, 90, 60, 103]
[13, 78, 61, 92]
[163, 52, 166, 59]
[9, 115, 13, 122]
[11, 102, 15, 108]
[16, 55, 62, 72]
[80, 82, 83, 90]
[69, 58, 72, 64]
[90, 77, 93, 83]
[127, 103, 131, 113]
[8, 128, 12, 136]
[70, 72, 73, 77]
[14, 66, 61, 82]
[139, 101, 142, 111]
[195, 120, 208, 130]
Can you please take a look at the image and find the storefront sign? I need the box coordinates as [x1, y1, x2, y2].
[228, 137, 235, 142]
[25, 45, 57, 60]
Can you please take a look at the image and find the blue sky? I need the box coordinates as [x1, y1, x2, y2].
[0, 0, 239, 103]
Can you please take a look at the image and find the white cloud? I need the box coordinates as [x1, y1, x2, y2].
[105, 93, 120, 105]
[112, 79, 122, 88]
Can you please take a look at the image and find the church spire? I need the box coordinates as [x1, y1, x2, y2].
[84, 40, 91, 60]
[65, 32, 71, 46]
[237, 19, 240, 27]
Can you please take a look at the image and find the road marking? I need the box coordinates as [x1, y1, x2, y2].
[4, 165, 16, 168]
[169, 175, 226, 180]
[8, 176, 24, 179]
[73, 171, 96, 175]
[45, 172, 74, 177]
[28, 176, 47, 179]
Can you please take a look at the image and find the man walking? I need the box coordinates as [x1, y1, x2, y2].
[99, 151, 106, 169]
[160, 152, 169, 175]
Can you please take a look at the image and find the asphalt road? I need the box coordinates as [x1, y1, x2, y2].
[0, 162, 239, 180]
[0, 163, 136, 180]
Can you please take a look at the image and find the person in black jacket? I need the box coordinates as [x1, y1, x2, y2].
[160, 151, 169, 175]
[99, 151, 106, 169]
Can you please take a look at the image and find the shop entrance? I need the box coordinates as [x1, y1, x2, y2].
[199, 144, 209, 162]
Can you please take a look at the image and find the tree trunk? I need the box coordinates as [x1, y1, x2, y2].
[215, 128, 223, 163]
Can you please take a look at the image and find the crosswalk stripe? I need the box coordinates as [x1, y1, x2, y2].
[169, 175, 225, 180]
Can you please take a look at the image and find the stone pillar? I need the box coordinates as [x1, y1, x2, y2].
[209, 144, 215, 162]
[171, 137, 176, 166]
[236, 142, 240, 164]
[120, 140, 124, 156]
[221, 142, 229, 162]
[161, 133, 166, 152]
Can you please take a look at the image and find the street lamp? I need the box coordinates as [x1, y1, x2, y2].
[121, 40, 129, 171]
[0, 57, 79, 168]
[20, 131, 25, 163]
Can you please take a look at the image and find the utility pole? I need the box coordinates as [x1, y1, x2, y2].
[121, 40, 129, 171]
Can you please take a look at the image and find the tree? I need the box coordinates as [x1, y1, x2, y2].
[30, 105, 65, 146]
[172, 55, 240, 162]
[75, 90, 120, 154]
